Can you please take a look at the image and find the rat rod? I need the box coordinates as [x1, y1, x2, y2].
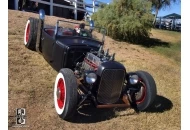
[23, 10, 157, 120]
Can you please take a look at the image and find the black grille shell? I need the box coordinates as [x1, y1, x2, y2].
[97, 69, 125, 104]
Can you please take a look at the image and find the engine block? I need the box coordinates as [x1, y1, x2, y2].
[81, 46, 116, 71]
[82, 52, 102, 70]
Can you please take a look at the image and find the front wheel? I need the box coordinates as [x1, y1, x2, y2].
[130, 71, 157, 111]
[54, 68, 78, 120]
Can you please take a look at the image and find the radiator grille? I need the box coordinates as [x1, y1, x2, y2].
[97, 69, 125, 104]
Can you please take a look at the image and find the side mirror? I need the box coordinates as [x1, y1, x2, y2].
[89, 20, 94, 33]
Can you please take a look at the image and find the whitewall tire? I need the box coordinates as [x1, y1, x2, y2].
[53, 68, 78, 120]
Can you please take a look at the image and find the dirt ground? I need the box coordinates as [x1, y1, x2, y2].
[8, 10, 180, 130]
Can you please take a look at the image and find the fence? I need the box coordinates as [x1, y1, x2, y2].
[14, 0, 106, 20]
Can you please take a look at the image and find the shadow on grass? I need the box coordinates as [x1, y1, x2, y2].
[144, 95, 173, 113]
[114, 36, 171, 48]
[133, 38, 171, 48]
[69, 104, 123, 123]
[69, 95, 172, 123]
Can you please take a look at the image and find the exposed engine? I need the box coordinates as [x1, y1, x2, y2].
[82, 46, 115, 71]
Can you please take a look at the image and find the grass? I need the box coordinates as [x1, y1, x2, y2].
[150, 29, 181, 44]
[120, 29, 181, 64]
[144, 29, 181, 64]
[151, 42, 181, 63]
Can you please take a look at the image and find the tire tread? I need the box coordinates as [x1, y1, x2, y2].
[59, 68, 78, 120]
[25, 17, 39, 51]
[135, 71, 157, 111]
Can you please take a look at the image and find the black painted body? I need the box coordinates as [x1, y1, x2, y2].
[41, 28, 102, 71]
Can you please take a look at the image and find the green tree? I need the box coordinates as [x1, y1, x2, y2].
[150, 0, 179, 26]
[92, 0, 153, 43]
[99, 3, 107, 8]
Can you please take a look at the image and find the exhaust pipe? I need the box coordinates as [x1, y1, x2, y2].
[97, 104, 130, 108]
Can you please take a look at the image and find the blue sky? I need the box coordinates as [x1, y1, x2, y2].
[84, 0, 181, 17]
[157, 2, 181, 17]
[85, 0, 111, 4]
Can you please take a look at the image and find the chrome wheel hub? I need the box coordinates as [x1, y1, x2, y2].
[135, 86, 145, 100]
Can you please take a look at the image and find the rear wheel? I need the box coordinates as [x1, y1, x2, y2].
[54, 68, 78, 120]
[131, 71, 157, 111]
[24, 17, 39, 51]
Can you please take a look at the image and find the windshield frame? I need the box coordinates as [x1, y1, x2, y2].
[55, 20, 106, 43]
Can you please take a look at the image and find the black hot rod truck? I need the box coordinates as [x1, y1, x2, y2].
[23, 10, 157, 120]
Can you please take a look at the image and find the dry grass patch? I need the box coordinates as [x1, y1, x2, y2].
[150, 29, 181, 44]
[149, 29, 181, 64]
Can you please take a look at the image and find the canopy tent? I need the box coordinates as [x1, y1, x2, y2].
[162, 13, 181, 19]
[155, 13, 181, 31]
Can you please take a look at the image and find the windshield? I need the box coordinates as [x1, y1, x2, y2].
[56, 20, 106, 42]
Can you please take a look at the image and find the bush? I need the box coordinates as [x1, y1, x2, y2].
[92, 0, 153, 43]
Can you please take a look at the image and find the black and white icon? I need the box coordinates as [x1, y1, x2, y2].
[16, 108, 26, 125]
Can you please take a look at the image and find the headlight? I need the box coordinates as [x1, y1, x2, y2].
[85, 72, 97, 84]
[39, 9, 45, 20]
[129, 75, 139, 85]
